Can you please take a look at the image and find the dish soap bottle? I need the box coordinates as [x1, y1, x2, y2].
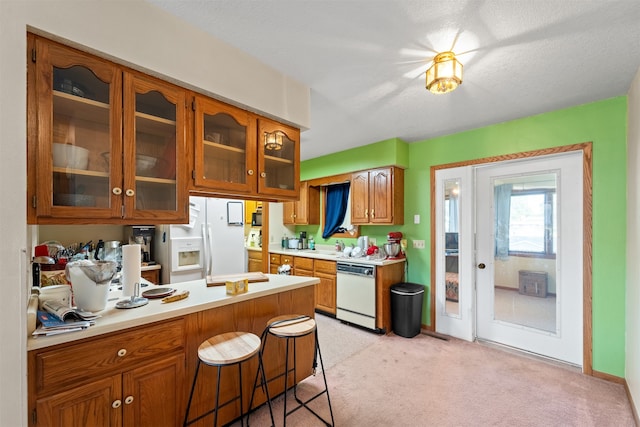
[309, 236, 315, 250]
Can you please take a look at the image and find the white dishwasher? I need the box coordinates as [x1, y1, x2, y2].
[336, 262, 378, 332]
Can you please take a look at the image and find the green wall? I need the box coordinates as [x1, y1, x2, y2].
[300, 96, 628, 377]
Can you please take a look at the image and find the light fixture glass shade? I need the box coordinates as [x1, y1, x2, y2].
[426, 51, 463, 94]
[264, 130, 284, 150]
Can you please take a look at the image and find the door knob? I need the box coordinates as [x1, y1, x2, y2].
[477, 263, 486, 269]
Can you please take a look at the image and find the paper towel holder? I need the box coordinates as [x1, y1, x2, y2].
[115, 282, 149, 309]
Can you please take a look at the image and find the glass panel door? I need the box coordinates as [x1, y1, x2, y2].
[476, 153, 583, 366]
[435, 166, 473, 341]
[51, 64, 113, 210]
[258, 118, 299, 197]
[133, 89, 177, 212]
[193, 97, 255, 194]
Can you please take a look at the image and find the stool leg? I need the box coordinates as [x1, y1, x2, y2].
[238, 363, 244, 427]
[214, 365, 222, 427]
[283, 336, 291, 427]
[315, 331, 335, 426]
[183, 359, 201, 427]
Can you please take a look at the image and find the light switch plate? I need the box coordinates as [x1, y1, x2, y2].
[414, 214, 420, 224]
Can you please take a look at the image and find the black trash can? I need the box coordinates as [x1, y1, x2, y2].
[390, 282, 425, 338]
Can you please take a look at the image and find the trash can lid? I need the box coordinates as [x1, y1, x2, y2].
[390, 282, 424, 295]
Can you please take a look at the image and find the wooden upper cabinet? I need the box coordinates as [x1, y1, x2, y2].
[27, 34, 188, 224]
[191, 98, 300, 201]
[192, 96, 256, 194]
[257, 118, 300, 199]
[283, 181, 320, 224]
[351, 167, 404, 225]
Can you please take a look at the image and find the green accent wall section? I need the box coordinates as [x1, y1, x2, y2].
[300, 96, 628, 377]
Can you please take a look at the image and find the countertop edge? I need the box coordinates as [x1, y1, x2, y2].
[28, 275, 319, 351]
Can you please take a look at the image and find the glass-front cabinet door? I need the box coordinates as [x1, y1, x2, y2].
[122, 73, 186, 222]
[193, 96, 256, 194]
[30, 36, 187, 223]
[34, 38, 122, 220]
[257, 118, 299, 198]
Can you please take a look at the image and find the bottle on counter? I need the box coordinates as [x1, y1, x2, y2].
[309, 236, 315, 250]
[282, 235, 288, 249]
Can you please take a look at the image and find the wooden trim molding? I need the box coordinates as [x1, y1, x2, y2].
[429, 142, 593, 374]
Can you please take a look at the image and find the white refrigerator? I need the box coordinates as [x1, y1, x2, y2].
[155, 197, 247, 284]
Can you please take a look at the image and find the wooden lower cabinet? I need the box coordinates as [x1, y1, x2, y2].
[35, 355, 183, 427]
[376, 261, 406, 333]
[269, 253, 281, 274]
[247, 250, 263, 272]
[29, 319, 185, 427]
[141, 268, 160, 285]
[314, 259, 337, 315]
[293, 256, 314, 277]
[28, 285, 316, 427]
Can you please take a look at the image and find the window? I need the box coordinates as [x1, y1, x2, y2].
[508, 190, 556, 257]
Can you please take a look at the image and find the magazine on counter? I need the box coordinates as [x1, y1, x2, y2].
[32, 310, 94, 337]
[41, 300, 101, 322]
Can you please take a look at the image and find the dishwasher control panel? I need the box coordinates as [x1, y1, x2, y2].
[336, 262, 375, 277]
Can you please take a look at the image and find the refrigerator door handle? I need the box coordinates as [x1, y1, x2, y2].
[201, 223, 210, 278]
[206, 224, 214, 277]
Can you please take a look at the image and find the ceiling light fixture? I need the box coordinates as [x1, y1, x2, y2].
[426, 51, 463, 94]
[264, 130, 284, 151]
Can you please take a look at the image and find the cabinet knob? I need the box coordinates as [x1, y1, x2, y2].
[124, 396, 134, 405]
[260, 172, 267, 178]
[478, 263, 486, 269]
[247, 169, 254, 176]
[112, 187, 122, 195]
[117, 348, 127, 357]
[125, 189, 135, 197]
[112, 400, 122, 409]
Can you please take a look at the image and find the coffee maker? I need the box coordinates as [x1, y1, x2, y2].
[126, 226, 155, 264]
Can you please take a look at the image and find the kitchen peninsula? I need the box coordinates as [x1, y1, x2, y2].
[28, 275, 318, 427]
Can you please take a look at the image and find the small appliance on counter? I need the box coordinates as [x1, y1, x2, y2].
[384, 231, 406, 259]
[126, 226, 156, 264]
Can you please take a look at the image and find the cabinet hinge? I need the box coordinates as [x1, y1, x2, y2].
[192, 170, 196, 180]
[32, 409, 37, 424]
[31, 48, 36, 63]
[121, 205, 125, 218]
[32, 195, 37, 208]
[191, 99, 196, 111]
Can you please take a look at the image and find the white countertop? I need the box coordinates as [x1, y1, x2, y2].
[268, 245, 406, 266]
[28, 274, 318, 351]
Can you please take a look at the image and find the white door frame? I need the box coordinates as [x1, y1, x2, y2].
[430, 143, 593, 373]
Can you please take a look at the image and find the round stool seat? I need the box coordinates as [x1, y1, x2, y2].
[267, 314, 316, 338]
[198, 332, 261, 366]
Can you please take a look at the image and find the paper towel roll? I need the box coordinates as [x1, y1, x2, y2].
[121, 244, 141, 297]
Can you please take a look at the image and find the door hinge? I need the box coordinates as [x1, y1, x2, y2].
[32, 195, 37, 208]
[31, 48, 36, 63]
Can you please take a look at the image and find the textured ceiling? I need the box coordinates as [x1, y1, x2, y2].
[147, 0, 640, 160]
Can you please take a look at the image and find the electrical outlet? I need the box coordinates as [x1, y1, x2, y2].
[413, 240, 425, 249]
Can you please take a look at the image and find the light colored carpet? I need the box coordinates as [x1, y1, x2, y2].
[241, 316, 635, 426]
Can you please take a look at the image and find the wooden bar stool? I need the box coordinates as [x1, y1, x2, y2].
[184, 331, 274, 427]
[249, 315, 334, 426]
